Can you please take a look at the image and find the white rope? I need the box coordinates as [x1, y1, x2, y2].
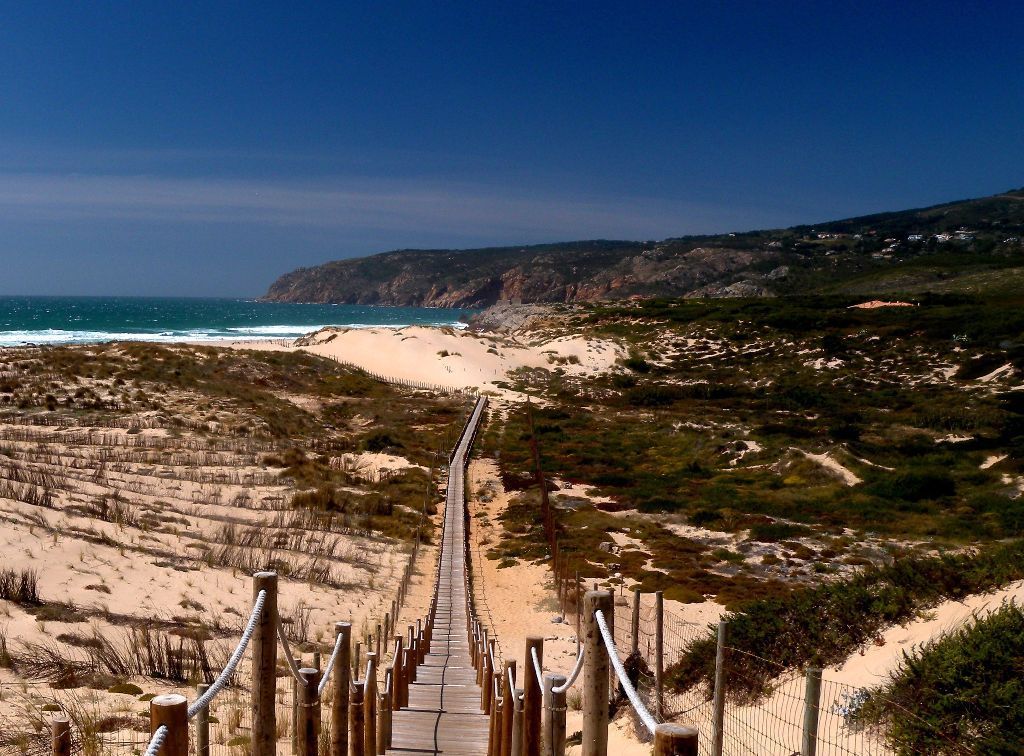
[318, 631, 346, 695]
[188, 589, 266, 719]
[143, 725, 168, 756]
[277, 617, 303, 681]
[530, 647, 543, 689]
[595, 609, 657, 735]
[551, 649, 584, 694]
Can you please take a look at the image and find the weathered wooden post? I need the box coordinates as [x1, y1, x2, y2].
[401, 647, 412, 707]
[393, 636, 405, 711]
[407, 626, 417, 683]
[711, 620, 728, 756]
[630, 588, 641, 656]
[364, 653, 378, 756]
[251, 572, 278, 756]
[654, 724, 699, 756]
[291, 656, 302, 754]
[501, 661, 516, 756]
[378, 668, 393, 755]
[582, 591, 612, 756]
[150, 694, 188, 756]
[51, 715, 71, 756]
[543, 673, 567, 756]
[195, 683, 210, 756]
[574, 572, 581, 650]
[376, 623, 382, 661]
[332, 622, 352, 756]
[481, 646, 493, 711]
[655, 590, 664, 719]
[313, 651, 322, 671]
[802, 668, 823, 756]
[349, 682, 365, 756]
[523, 636, 543, 756]
[297, 668, 321, 756]
[354, 642, 362, 678]
[511, 688, 525, 756]
[489, 676, 502, 756]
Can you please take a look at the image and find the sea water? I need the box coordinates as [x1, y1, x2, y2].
[0, 297, 473, 347]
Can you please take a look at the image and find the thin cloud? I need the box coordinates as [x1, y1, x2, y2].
[0, 172, 783, 240]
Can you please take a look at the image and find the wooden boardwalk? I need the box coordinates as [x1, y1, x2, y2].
[387, 398, 489, 755]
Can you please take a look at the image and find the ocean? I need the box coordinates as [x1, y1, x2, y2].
[0, 297, 473, 347]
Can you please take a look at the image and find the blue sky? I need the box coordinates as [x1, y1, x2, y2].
[0, 1, 1021, 296]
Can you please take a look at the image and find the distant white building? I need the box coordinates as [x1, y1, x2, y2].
[907, 234, 923, 242]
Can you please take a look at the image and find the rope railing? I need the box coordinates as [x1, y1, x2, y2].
[275, 617, 304, 681]
[318, 629, 346, 695]
[595, 608, 658, 735]
[551, 648, 584, 695]
[143, 725, 168, 756]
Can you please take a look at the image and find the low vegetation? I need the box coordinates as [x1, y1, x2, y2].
[856, 602, 1024, 754]
[668, 540, 1024, 702]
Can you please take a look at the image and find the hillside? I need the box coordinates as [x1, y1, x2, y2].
[263, 188, 1024, 307]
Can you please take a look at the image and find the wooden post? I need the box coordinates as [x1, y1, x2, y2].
[332, 622, 352, 756]
[401, 648, 412, 707]
[313, 651, 322, 671]
[523, 637, 543, 756]
[582, 591, 612, 756]
[354, 642, 361, 677]
[630, 588, 641, 656]
[574, 573, 581, 652]
[542, 673, 567, 756]
[364, 652, 378, 756]
[711, 620, 728, 756]
[51, 715, 71, 756]
[251, 572, 278, 756]
[291, 657, 301, 755]
[511, 688, 525, 756]
[654, 724, 699, 756]
[501, 661, 516, 756]
[490, 692, 503, 756]
[195, 683, 210, 756]
[802, 668, 822, 756]
[379, 668, 393, 754]
[655, 590, 664, 719]
[393, 636, 405, 710]
[150, 694, 187, 756]
[376, 624, 382, 661]
[384, 611, 391, 642]
[349, 682, 365, 756]
[481, 647, 493, 711]
[297, 668, 321, 756]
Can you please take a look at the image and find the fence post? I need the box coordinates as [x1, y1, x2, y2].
[364, 652, 378, 756]
[543, 673, 567, 756]
[393, 636, 405, 710]
[523, 636, 543, 756]
[350, 682, 365, 756]
[511, 688, 525, 756]
[332, 622, 352, 756]
[379, 668, 393, 755]
[490, 686, 503, 756]
[802, 668, 822, 756]
[501, 661, 516, 756]
[582, 590, 612, 756]
[481, 647, 493, 712]
[574, 572, 581, 650]
[297, 668, 321, 756]
[630, 589, 641, 656]
[51, 715, 71, 756]
[291, 656, 302, 755]
[655, 590, 664, 719]
[654, 724, 699, 756]
[150, 694, 188, 756]
[195, 683, 210, 756]
[251, 572, 278, 756]
[711, 620, 728, 756]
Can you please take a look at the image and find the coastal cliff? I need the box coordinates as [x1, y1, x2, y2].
[263, 189, 1024, 307]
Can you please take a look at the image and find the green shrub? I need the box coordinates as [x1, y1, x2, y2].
[857, 603, 1024, 753]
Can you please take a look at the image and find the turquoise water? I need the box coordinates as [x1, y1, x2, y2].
[0, 297, 473, 347]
